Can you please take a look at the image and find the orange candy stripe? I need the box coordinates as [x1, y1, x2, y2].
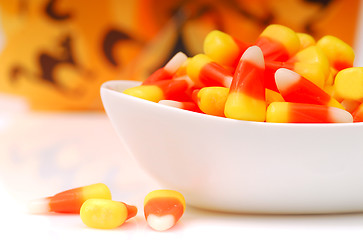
[255, 36, 290, 61]
[143, 68, 173, 84]
[143, 79, 189, 101]
[48, 189, 84, 213]
[199, 62, 233, 87]
[144, 197, 184, 221]
[230, 59, 265, 100]
[46, 183, 111, 214]
[275, 68, 332, 105]
[288, 103, 331, 123]
[124, 202, 138, 220]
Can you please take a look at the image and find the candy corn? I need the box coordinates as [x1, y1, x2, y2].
[120, 24, 362, 124]
[275, 68, 343, 109]
[144, 189, 185, 231]
[316, 35, 355, 71]
[194, 87, 229, 117]
[143, 52, 188, 84]
[297, 32, 316, 50]
[28, 183, 112, 214]
[255, 24, 300, 61]
[264, 46, 330, 91]
[80, 199, 137, 229]
[266, 102, 353, 123]
[203, 30, 249, 68]
[334, 67, 363, 101]
[290, 46, 330, 88]
[187, 54, 233, 88]
[224, 46, 266, 121]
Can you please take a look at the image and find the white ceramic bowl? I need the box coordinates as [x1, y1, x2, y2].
[101, 80, 363, 214]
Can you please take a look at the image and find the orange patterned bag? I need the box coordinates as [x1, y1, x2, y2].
[0, 0, 360, 110]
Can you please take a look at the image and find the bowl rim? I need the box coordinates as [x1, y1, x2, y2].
[101, 80, 363, 129]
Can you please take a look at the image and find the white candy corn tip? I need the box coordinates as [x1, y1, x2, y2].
[223, 76, 233, 88]
[173, 75, 194, 88]
[27, 198, 50, 214]
[147, 214, 175, 231]
[329, 107, 353, 123]
[164, 52, 188, 74]
[159, 100, 183, 109]
[240, 46, 264, 69]
[275, 68, 301, 91]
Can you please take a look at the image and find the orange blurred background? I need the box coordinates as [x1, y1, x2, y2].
[0, 0, 360, 110]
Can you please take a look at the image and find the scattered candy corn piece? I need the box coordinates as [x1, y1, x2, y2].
[80, 199, 137, 229]
[28, 183, 112, 214]
[144, 189, 185, 231]
[224, 45, 266, 121]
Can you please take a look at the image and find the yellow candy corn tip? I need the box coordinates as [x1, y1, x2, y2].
[204, 30, 240, 66]
[316, 35, 355, 66]
[81, 183, 112, 201]
[266, 102, 290, 123]
[294, 46, 330, 76]
[334, 67, 363, 101]
[296, 32, 315, 49]
[293, 62, 326, 89]
[224, 92, 266, 122]
[197, 87, 229, 116]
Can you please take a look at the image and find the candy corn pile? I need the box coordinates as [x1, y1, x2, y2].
[123, 24, 363, 123]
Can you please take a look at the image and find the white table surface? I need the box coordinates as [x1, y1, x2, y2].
[1, 96, 363, 240]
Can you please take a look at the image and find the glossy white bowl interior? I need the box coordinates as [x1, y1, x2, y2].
[101, 80, 363, 214]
